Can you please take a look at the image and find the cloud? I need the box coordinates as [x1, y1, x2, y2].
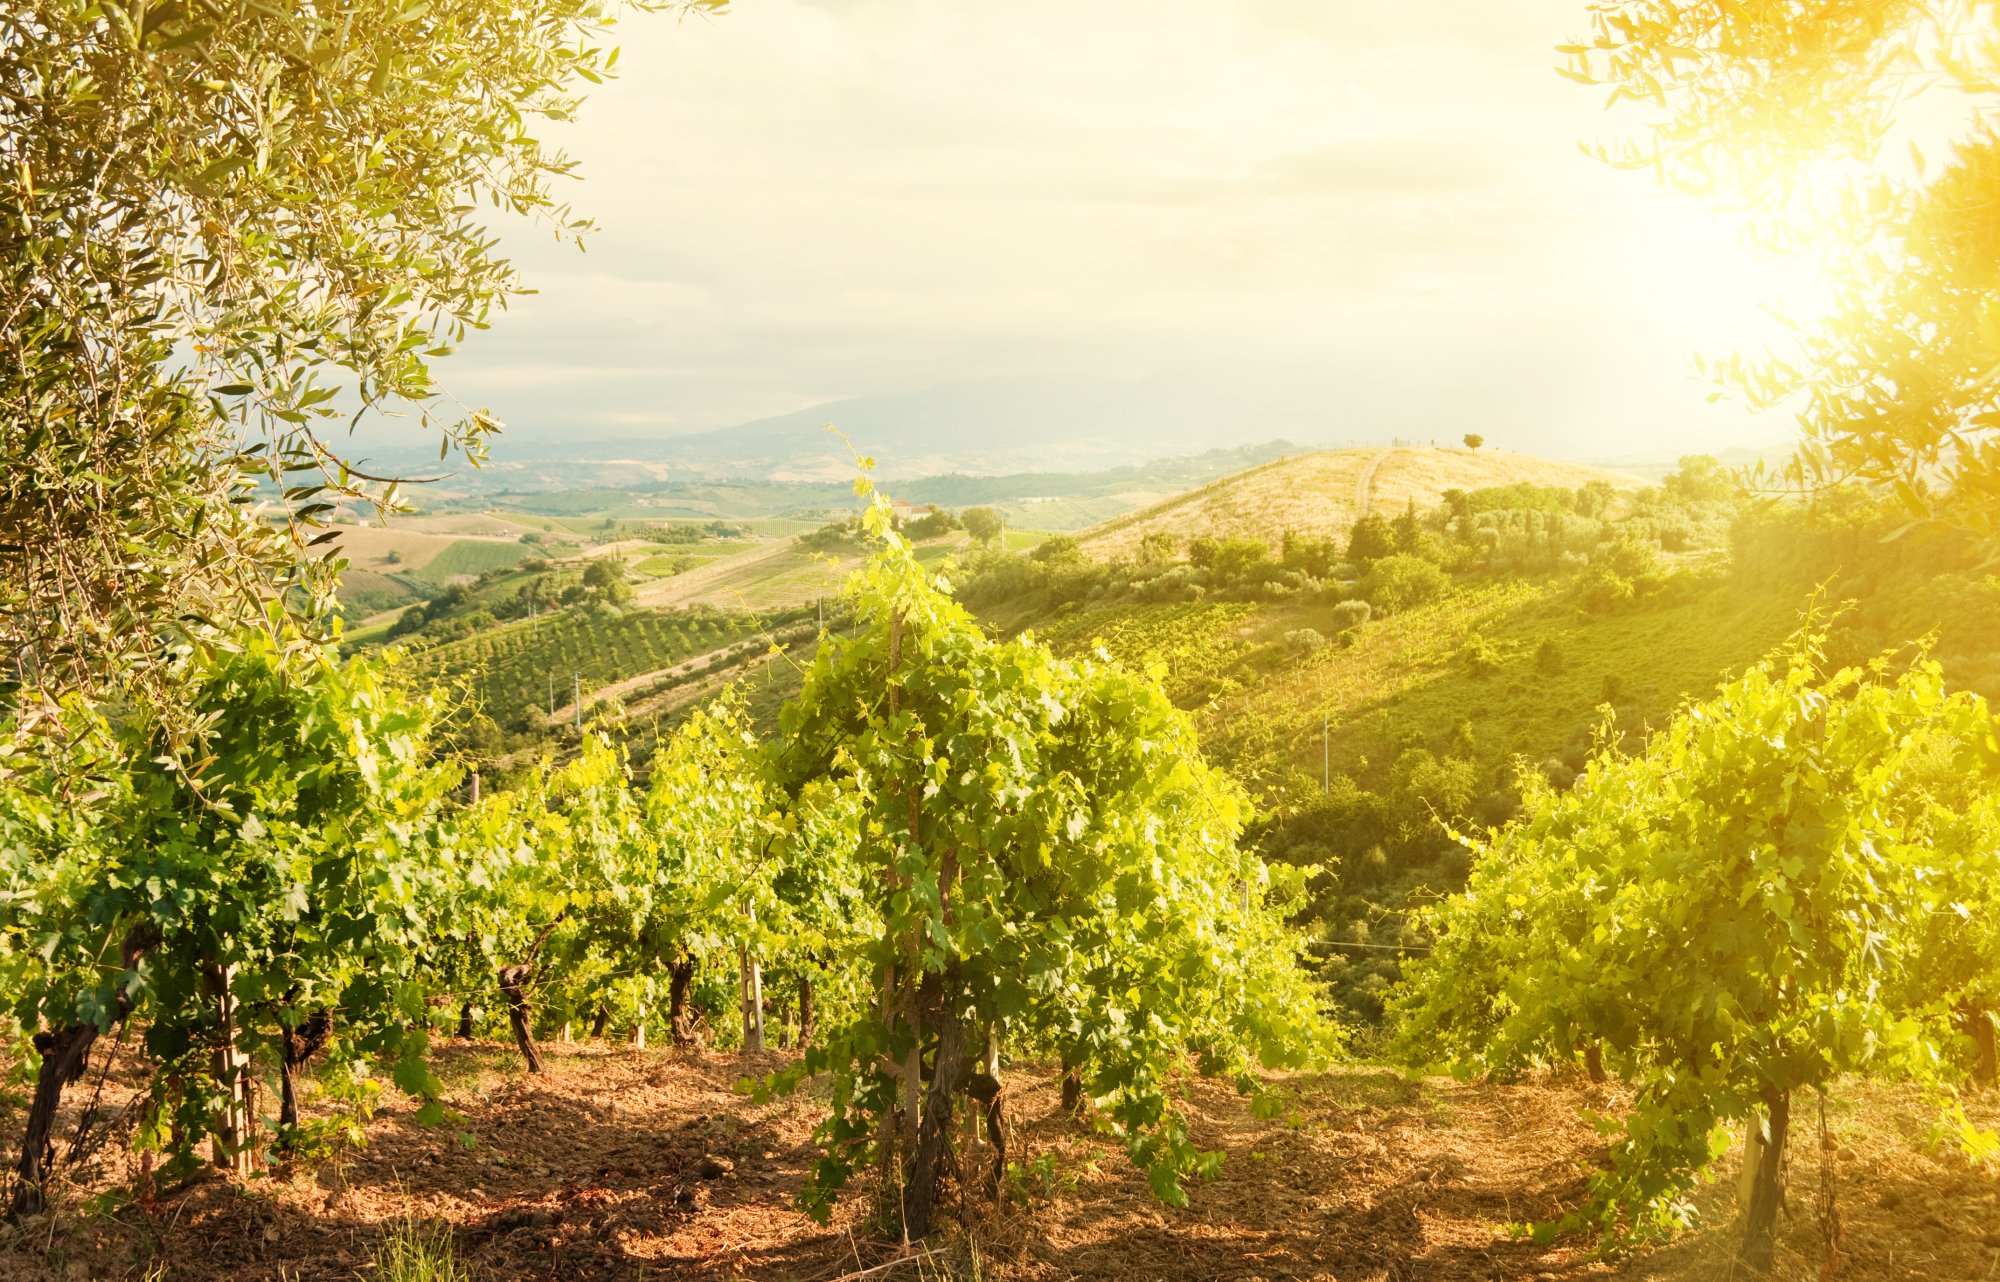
[384, 0, 1811, 465]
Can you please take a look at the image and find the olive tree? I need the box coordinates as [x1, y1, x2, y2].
[1563, 2, 2000, 557]
[0, 0, 717, 740]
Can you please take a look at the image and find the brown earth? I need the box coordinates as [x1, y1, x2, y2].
[0, 1038, 1991, 1282]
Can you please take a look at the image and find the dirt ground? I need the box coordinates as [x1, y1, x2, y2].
[0, 1037, 1993, 1282]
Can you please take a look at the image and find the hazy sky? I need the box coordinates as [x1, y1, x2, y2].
[417, 0, 1816, 463]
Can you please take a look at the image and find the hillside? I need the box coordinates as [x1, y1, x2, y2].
[1075, 446, 1641, 562]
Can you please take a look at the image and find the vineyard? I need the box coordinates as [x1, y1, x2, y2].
[408, 605, 802, 729]
[17, 0, 2000, 1275]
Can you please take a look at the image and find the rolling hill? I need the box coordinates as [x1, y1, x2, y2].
[1074, 446, 1641, 562]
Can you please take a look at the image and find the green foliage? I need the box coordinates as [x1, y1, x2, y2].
[1464, 434, 1484, 451]
[1328, 600, 1372, 632]
[11, 632, 459, 1169]
[0, 0, 714, 734]
[1393, 634, 2000, 1249]
[372, 1218, 469, 1282]
[962, 507, 1003, 545]
[422, 541, 532, 581]
[1360, 555, 1450, 615]
[759, 505, 1335, 1225]
[902, 505, 963, 540]
[1031, 535, 1084, 565]
[1565, 3, 2000, 556]
[1345, 514, 1395, 565]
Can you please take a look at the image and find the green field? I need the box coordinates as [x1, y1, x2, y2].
[421, 539, 533, 580]
[634, 554, 720, 577]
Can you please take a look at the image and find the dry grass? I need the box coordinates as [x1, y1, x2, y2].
[635, 544, 864, 614]
[4, 1033, 1991, 1282]
[1074, 449, 1643, 564]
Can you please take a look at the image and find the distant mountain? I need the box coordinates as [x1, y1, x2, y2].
[350, 362, 1799, 492]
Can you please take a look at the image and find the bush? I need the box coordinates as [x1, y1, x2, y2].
[1209, 537, 1269, 582]
[1578, 567, 1636, 614]
[1458, 632, 1503, 678]
[1360, 554, 1450, 615]
[1346, 513, 1394, 564]
[1285, 628, 1329, 655]
[1534, 638, 1565, 675]
[1328, 599, 1372, 631]
[1031, 535, 1085, 565]
[904, 504, 962, 540]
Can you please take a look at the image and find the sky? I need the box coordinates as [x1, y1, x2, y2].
[404, 0, 1820, 467]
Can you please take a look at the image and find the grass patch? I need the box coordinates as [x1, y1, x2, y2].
[423, 539, 532, 580]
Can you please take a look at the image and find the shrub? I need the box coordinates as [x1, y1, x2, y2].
[385, 549, 404, 564]
[904, 504, 962, 540]
[1346, 513, 1394, 564]
[1360, 554, 1450, 615]
[1328, 599, 1372, 631]
[1031, 535, 1083, 565]
[1285, 628, 1329, 656]
[1209, 537, 1269, 582]
[1578, 567, 1635, 614]
[1281, 532, 1340, 578]
[1139, 532, 1178, 564]
[1534, 638, 1565, 675]
[1458, 632, 1503, 678]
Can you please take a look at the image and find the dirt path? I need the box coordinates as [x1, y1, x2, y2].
[1354, 447, 1396, 517]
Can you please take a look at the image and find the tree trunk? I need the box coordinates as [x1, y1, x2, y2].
[904, 999, 966, 1241]
[498, 965, 545, 1074]
[1961, 1004, 1997, 1086]
[13, 1024, 99, 1217]
[591, 1006, 610, 1040]
[798, 971, 816, 1048]
[1740, 1089, 1791, 1273]
[278, 1010, 333, 1142]
[1060, 1060, 1083, 1116]
[965, 1070, 1005, 1195]
[668, 954, 701, 1047]
[1585, 1043, 1607, 1084]
[457, 1002, 475, 1041]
